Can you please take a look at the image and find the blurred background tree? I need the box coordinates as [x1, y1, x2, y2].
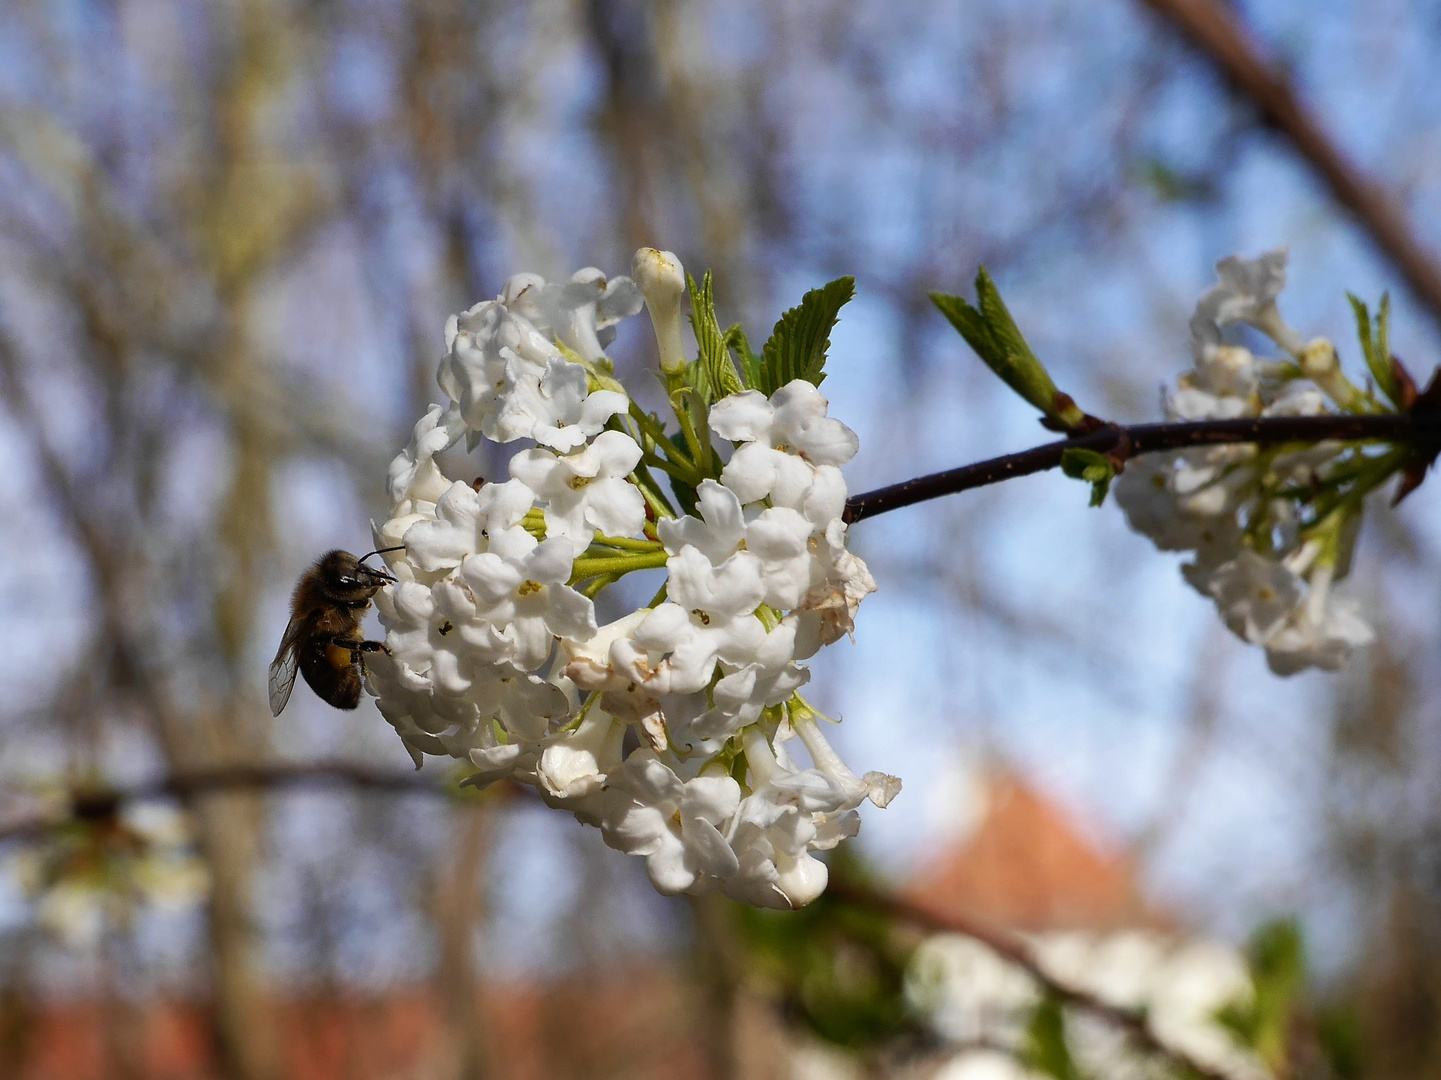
[0, 0, 1439, 1078]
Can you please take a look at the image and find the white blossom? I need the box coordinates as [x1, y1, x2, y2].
[438, 274, 630, 452]
[1264, 562, 1375, 675]
[711, 380, 859, 509]
[612, 546, 770, 696]
[1117, 248, 1376, 675]
[1206, 550, 1302, 644]
[457, 535, 596, 672]
[507, 267, 643, 365]
[357, 254, 892, 907]
[658, 479, 820, 609]
[600, 752, 742, 895]
[509, 430, 646, 555]
[400, 478, 536, 574]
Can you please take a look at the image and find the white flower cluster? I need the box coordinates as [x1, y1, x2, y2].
[907, 931, 1268, 1080]
[365, 252, 897, 908]
[1115, 250, 1375, 675]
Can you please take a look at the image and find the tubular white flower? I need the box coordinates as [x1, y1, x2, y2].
[632, 248, 689, 373]
[600, 751, 742, 895]
[388, 404, 465, 511]
[711, 381, 859, 509]
[509, 430, 646, 555]
[658, 479, 821, 609]
[438, 273, 632, 452]
[508, 267, 643, 365]
[536, 705, 625, 801]
[1191, 249, 1303, 356]
[1264, 562, 1375, 675]
[400, 478, 536, 574]
[1206, 550, 1303, 645]
[458, 535, 597, 672]
[793, 711, 901, 810]
[614, 547, 770, 696]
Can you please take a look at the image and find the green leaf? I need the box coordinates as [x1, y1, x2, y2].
[932, 268, 1087, 429]
[1348, 291, 1400, 407]
[758, 276, 855, 395]
[1024, 995, 1083, 1080]
[726, 323, 764, 390]
[1216, 918, 1305, 1072]
[1060, 448, 1115, 507]
[687, 271, 744, 403]
[1315, 1006, 1365, 1080]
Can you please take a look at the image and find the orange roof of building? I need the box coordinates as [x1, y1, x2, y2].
[903, 767, 1158, 932]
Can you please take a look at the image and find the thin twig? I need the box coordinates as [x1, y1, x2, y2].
[0, 763, 457, 846]
[844, 412, 1438, 523]
[1136, 0, 1441, 325]
[828, 877, 1241, 1080]
[2, 763, 1251, 1080]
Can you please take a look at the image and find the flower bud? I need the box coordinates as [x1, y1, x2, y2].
[632, 247, 688, 374]
[1299, 336, 1363, 410]
[1299, 337, 1339, 381]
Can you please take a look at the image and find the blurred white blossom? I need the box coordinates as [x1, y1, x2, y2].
[1116, 250, 1378, 674]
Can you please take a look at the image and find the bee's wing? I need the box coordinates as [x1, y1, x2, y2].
[268, 618, 304, 717]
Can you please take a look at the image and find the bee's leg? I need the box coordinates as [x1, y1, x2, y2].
[347, 639, 392, 680]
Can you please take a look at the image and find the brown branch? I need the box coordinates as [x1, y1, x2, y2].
[1137, 0, 1441, 324]
[844, 411, 1438, 523]
[828, 877, 1242, 1080]
[0, 763, 459, 846]
[0, 762, 1253, 1080]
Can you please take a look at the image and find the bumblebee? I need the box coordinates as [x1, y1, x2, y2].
[268, 548, 400, 716]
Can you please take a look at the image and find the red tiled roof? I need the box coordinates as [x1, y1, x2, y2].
[904, 768, 1156, 932]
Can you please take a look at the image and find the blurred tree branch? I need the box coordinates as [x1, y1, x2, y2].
[1138, 0, 1441, 325]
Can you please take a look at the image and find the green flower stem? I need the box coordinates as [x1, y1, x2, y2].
[629, 401, 701, 481]
[1303, 445, 1410, 537]
[633, 467, 677, 520]
[1342, 445, 1411, 507]
[639, 452, 695, 482]
[581, 573, 620, 599]
[588, 534, 664, 553]
[645, 581, 668, 608]
[569, 549, 670, 585]
[664, 372, 710, 475]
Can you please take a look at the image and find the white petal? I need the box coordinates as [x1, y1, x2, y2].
[709, 390, 774, 443]
[544, 584, 598, 643]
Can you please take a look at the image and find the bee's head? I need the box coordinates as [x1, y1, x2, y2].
[317, 549, 396, 602]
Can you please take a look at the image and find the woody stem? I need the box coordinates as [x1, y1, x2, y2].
[843, 412, 1441, 524]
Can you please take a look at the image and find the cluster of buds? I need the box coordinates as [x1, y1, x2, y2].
[365, 249, 896, 907]
[1115, 251, 1390, 674]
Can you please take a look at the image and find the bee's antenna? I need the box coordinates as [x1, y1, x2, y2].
[358, 545, 406, 566]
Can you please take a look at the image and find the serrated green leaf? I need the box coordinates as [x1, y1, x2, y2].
[726, 323, 764, 390]
[932, 268, 1087, 429]
[1024, 995, 1083, 1080]
[687, 271, 744, 402]
[1060, 448, 1115, 507]
[758, 276, 855, 395]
